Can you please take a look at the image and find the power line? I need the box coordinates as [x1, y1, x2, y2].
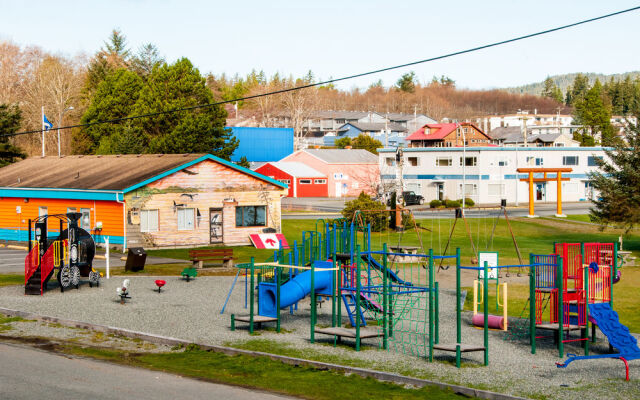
[4, 6, 640, 139]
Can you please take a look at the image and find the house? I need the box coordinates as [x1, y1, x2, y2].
[323, 122, 408, 147]
[280, 149, 379, 197]
[406, 122, 492, 148]
[254, 162, 328, 198]
[381, 112, 437, 132]
[0, 154, 287, 249]
[229, 127, 294, 162]
[379, 146, 608, 205]
[490, 126, 580, 147]
[474, 112, 574, 133]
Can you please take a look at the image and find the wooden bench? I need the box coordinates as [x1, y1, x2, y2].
[189, 248, 234, 268]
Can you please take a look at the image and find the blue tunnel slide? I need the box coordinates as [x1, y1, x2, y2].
[258, 261, 333, 318]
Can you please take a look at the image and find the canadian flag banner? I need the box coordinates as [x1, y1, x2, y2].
[249, 233, 289, 249]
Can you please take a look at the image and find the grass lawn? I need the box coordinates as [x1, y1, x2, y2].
[0, 274, 23, 287]
[60, 344, 461, 400]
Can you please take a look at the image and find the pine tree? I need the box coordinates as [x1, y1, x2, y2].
[0, 104, 26, 167]
[541, 77, 563, 103]
[589, 119, 640, 232]
[573, 80, 615, 146]
[396, 72, 416, 93]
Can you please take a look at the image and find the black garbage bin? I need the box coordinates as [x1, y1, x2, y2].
[125, 247, 147, 272]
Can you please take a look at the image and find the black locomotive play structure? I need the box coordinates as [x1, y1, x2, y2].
[24, 212, 99, 295]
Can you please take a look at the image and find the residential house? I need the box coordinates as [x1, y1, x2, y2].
[323, 122, 408, 147]
[0, 154, 287, 249]
[280, 149, 379, 197]
[490, 126, 580, 147]
[405, 122, 492, 148]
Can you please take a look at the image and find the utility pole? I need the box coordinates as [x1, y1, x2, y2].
[395, 147, 404, 231]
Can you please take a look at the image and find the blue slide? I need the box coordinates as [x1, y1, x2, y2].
[258, 261, 333, 318]
[557, 303, 640, 380]
[364, 254, 412, 286]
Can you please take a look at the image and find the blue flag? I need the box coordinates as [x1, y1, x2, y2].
[43, 114, 53, 130]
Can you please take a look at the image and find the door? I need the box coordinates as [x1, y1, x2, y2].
[209, 208, 223, 244]
[437, 183, 444, 201]
[335, 182, 342, 198]
[535, 183, 546, 201]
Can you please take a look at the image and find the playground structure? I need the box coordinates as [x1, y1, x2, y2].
[24, 212, 100, 295]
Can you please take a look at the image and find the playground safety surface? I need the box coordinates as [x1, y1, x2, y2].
[0, 275, 638, 400]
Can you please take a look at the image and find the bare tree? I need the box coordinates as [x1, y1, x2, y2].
[279, 73, 317, 148]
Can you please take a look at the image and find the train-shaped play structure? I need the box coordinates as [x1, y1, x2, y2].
[24, 212, 100, 295]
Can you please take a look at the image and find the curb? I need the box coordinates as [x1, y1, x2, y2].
[0, 307, 525, 400]
[6, 245, 28, 251]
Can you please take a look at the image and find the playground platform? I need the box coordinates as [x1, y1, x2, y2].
[433, 343, 486, 353]
[314, 326, 383, 339]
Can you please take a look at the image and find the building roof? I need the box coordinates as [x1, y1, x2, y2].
[302, 149, 379, 164]
[265, 162, 325, 178]
[337, 122, 407, 133]
[488, 126, 521, 140]
[381, 112, 435, 122]
[0, 154, 286, 192]
[406, 123, 458, 141]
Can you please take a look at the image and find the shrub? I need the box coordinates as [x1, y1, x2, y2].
[342, 192, 388, 232]
[456, 198, 475, 207]
[444, 199, 461, 208]
[429, 199, 442, 208]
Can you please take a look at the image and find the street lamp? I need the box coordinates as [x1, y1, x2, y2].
[57, 106, 73, 157]
[460, 123, 466, 210]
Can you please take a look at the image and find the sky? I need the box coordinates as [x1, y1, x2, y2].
[1, 1, 639, 90]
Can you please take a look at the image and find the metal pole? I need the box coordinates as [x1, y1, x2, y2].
[558, 255, 564, 358]
[355, 245, 361, 351]
[428, 248, 434, 362]
[383, 243, 388, 350]
[249, 257, 255, 334]
[276, 266, 281, 333]
[529, 253, 536, 354]
[310, 260, 316, 343]
[456, 247, 461, 367]
[105, 236, 110, 279]
[483, 260, 489, 366]
[584, 264, 589, 356]
[435, 281, 439, 344]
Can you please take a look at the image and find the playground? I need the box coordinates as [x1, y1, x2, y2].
[1, 210, 640, 399]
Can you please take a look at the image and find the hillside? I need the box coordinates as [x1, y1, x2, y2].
[505, 71, 640, 96]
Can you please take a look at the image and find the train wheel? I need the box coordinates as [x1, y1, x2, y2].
[70, 266, 80, 289]
[59, 266, 71, 292]
[89, 270, 99, 288]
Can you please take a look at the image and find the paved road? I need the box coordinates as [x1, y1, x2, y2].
[0, 246, 183, 274]
[0, 342, 293, 400]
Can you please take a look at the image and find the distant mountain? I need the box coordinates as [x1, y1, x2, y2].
[504, 71, 640, 96]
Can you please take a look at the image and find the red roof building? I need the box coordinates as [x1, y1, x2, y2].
[406, 122, 492, 148]
[255, 162, 328, 198]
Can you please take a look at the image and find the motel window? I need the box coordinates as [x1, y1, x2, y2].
[562, 156, 579, 166]
[407, 157, 419, 166]
[80, 208, 91, 230]
[236, 206, 266, 227]
[459, 183, 478, 196]
[460, 156, 477, 167]
[526, 157, 544, 166]
[140, 210, 159, 232]
[435, 157, 452, 167]
[385, 157, 396, 166]
[177, 208, 195, 231]
[299, 179, 312, 184]
[487, 184, 505, 196]
[39, 206, 48, 217]
[562, 183, 579, 193]
[588, 156, 603, 166]
[314, 179, 327, 184]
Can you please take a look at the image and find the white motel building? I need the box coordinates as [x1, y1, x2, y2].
[378, 147, 610, 206]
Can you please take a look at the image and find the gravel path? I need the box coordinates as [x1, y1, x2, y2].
[0, 276, 638, 400]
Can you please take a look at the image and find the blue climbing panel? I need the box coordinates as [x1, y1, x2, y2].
[588, 303, 640, 354]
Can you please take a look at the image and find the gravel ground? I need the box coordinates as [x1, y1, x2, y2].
[0, 276, 638, 400]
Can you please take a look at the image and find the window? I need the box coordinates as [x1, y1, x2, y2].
[140, 210, 159, 232]
[333, 172, 344, 180]
[408, 157, 419, 166]
[526, 157, 544, 166]
[460, 156, 477, 167]
[555, 143, 564, 147]
[459, 183, 478, 196]
[80, 208, 91, 230]
[236, 206, 266, 227]
[435, 157, 452, 167]
[177, 208, 195, 230]
[385, 158, 396, 166]
[562, 183, 579, 193]
[588, 156, 603, 166]
[67, 207, 77, 213]
[278, 179, 290, 185]
[498, 159, 508, 167]
[562, 156, 579, 166]
[38, 206, 48, 217]
[487, 184, 505, 196]
[299, 179, 312, 184]
[314, 179, 327, 184]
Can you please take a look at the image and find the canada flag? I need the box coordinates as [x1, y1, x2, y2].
[249, 233, 289, 249]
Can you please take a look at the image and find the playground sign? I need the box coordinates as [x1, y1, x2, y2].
[478, 251, 498, 279]
[249, 233, 289, 249]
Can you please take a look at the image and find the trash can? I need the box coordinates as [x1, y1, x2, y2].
[125, 247, 147, 272]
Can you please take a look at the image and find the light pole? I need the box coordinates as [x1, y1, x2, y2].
[57, 106, 73, 157]
[460, 123, 466, 210]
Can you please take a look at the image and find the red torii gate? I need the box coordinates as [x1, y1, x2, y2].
[516, 168, 573, 218]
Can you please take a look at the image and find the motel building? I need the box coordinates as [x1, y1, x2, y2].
[378, 147, 609, 206]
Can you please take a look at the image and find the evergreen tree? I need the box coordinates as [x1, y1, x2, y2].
[84, 29, 131, 95]
[573, 80, 615, 145]
[236, 156, 250, 169]
[396, 72, 416, 93]
[589, 119, 640, 232]
[567, 73, 589, 105]
[541, 77, 563, 103]
[130, 43, 164, 78]
[0, 104, 26, 167]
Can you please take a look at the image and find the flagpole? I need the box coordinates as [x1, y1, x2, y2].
[41, 106, 45, 157]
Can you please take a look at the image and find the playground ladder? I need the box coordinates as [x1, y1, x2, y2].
[341, 293, 366, 327]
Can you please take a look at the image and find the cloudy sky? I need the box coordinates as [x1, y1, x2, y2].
[2, 0, 639, 89]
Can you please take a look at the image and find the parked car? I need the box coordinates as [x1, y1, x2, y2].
[386, 191, 425, 206]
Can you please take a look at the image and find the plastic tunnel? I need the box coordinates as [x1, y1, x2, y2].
[258, 261, 333, 318]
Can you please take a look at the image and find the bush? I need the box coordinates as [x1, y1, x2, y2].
[456, 198, 475, 207]
[444, 199, 461, 208]
[429, 199, 442, 208]
[342, 192, 388, 232]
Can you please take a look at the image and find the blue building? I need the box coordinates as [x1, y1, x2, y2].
[323, 122, 408, 147]
[230, 127, 294, 162]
